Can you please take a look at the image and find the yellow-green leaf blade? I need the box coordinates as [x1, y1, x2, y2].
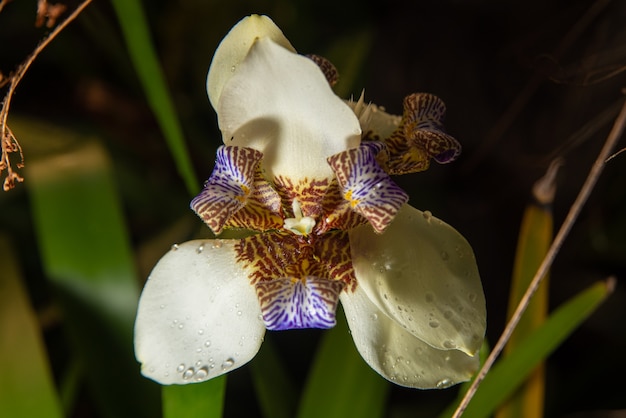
[0, 235, 64, 418]
[461, 278, 615, 418]
[163, 377, 226, 418]
[297, 310, 390, 418]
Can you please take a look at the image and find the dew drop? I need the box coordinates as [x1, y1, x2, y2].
[429, 320, 440, 328]
[171, 243, 179, 251]
[237, 310, 242, 316]
[443, 340, 456, 349]
[178, 323, 184, 329]
[204, 340, 211, 347]
[160, 304, 166, 309]
[182, 368, 194, 380]
[196, 243, 205, 254]
[221, 358, 235, 370]
[198, 329, 204, 335]
[195, 360, 202, 367]
[195, 367, 209, 380]
[212, 241, 223, 249]
[370, 313, 378, 321]
[176, 363, 185, 373]
[444, 310, 453, 319]
[436, 378, 454, 389]
[422, 211, 432, 221]
[230, 65, 236, 72]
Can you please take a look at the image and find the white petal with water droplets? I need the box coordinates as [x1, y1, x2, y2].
[217, 37, 361, 183]
[207, 14, 295, 109]
[349, 204, 486, 355]
[340, 286, 479, 388]
[134, 240, 265, 384]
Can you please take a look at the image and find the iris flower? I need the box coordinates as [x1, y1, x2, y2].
[134, 15, 485, 389]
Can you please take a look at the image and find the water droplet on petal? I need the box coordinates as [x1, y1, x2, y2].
[370, 313, 378, 321]
[204, 340, 211, 347]
[178, 323, 184, 329]
[444, 310, 453, 319]
[196, 243, 205, 253]
[171, 244, 179, 251]
[221, 358, 235, 370]
[212, 241, 223, 249]
[429, 320, 440, 328]
[195, 367, 208, 381]
[443, 340, 456, 349]
[198, 329, 204, 335]
[436, 378, 454, 389]
[176, 364, 185, 373]
[182, 368, 194, 380]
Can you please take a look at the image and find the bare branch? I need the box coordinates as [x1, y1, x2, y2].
[452, 95, 626, 417]
[1, 0, 93, 190]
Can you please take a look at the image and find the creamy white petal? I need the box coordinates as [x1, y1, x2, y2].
[217, 37, 361, 183]
[207, 15, 295, 109]
[349, 204, 485, 355]
[134, 240, 265, 384]
[340, 286, 479, 389]
[347, 91, 401, 140]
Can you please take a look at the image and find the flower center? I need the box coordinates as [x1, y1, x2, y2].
[283, 199, 316, 236]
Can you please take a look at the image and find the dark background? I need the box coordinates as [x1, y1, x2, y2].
[1, 0, 625, 416]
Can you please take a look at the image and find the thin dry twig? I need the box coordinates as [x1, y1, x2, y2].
[452, 96, 626, 417]
[0, 0, 12, 14]
[0, 0, 92, 191]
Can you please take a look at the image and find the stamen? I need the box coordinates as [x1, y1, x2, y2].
[283, 200, 316, 236]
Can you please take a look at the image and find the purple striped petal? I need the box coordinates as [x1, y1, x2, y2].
[255, 277, 345, 330]
[327, 142, 408, 233]
[191, 146, 262, 234]
[403, 93, 461, 164]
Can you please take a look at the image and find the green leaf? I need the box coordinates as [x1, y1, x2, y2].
[250, 336, 298, 418]
[109, 0, 198, 195]
[163, 377, 226, 418]
[297, 309, 390, 418]
[0, 235, 64, 418]
[23, 126, 160, 418]
[497, 200, 553, 418]
[459, 278, 615, 418]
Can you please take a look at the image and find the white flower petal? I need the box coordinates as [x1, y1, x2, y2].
[217, 37, 361, 183]
[340, 286, 479, 389]
[349, 204, 485, 355]
[348, 91, 401, 140]
[207, 15, 295, 109]
[134, 240, 265, 384]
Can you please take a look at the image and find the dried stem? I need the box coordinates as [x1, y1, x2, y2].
[0, 0, 92, 190]
[452, 96, 626, 417]
[0, 0, 12, 14]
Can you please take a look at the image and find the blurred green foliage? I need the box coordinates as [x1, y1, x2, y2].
[1, 0, 625, 417]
